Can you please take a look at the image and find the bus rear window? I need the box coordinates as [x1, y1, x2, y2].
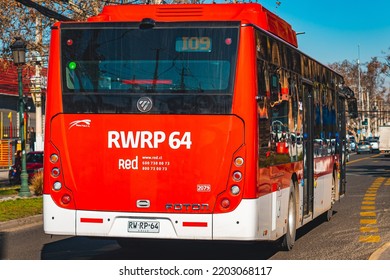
[61, 23, 238, 114]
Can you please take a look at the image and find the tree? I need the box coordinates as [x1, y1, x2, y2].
[363, 57, 387, 99]
[384, 47, 390, 75]
[0, 0, 107, 65]
[329, 57, 387, 101]
[328, 60, 359, 89]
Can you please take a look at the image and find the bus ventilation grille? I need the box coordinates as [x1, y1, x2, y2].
[156, 7, 203, 18]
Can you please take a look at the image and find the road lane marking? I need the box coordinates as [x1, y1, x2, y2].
[359, 177, 385, 243]
[362, 201, 375, 205]
[360, 219, 377, 225]
[359, 236, 381, 243]
[360, 212, 376, 217]
[374, 178, 385, 183]
[361, 206, 375, 210]
[360, 226, 378, 233]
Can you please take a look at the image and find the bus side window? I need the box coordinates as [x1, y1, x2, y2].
[257, 59, 271, 168]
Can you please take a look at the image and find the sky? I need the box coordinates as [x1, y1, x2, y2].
[259, 0, 390, 65]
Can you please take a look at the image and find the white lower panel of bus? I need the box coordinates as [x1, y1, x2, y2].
[43, 195, 76, 235]
[213, 188, 292, 241]
[43, 191, 291, 241]
[44, 184, 327, 243]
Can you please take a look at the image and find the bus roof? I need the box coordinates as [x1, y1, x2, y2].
[87, 3, 298, 48]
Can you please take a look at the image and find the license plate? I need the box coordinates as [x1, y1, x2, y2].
[127, 220, 160, 233]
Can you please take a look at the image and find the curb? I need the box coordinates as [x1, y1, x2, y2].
[0, 214, 43, 231]
[369, 242, 390, 260]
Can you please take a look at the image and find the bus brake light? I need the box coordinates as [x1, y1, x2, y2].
[221, 198, 230, 209]
[61, 194, 71, 205]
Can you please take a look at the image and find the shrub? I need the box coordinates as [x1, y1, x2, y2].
[30, 170, 43, 196]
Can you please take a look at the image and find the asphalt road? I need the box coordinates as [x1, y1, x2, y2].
[271, 153, 390, 259]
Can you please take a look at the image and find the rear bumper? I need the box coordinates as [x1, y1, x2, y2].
[43, 194, 274, 241]
[381, 150, 390, 156]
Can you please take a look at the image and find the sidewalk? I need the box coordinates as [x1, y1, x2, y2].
[0, 214, 42, 231]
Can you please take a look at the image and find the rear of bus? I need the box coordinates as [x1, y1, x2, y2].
[43, 7, 260, 241]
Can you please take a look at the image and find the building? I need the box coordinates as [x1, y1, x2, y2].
[0, 59, 46, 167]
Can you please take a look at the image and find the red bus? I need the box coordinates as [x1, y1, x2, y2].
[43, 3, 356, 250]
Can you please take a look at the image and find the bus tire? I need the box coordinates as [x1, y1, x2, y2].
[325, 207, 333, 222]
[324, 171, 337, 222]
[281, 183, 297, 251]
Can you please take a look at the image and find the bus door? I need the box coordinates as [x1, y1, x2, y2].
[302, 80, 314, 217]
[338, 96, 347, 196]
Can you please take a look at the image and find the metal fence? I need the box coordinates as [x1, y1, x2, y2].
[0, 139, 14, 169]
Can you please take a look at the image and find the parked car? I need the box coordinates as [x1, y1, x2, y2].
[9, 151, 44, 184]
[356, 141, 372, 154]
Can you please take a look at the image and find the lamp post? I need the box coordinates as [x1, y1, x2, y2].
[11, 37, 31, 197]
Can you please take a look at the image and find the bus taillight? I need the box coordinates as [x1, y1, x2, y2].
[50, 153, 59, 163]
[50, 153, 62, 190]
[44, 144, 76, 209]
[230, 185, 241, 195]
[51, 167, 60, 177]
[53, 181, 62, 191]
[221, 198, 230, 208]
[232, 171, 243, 182]
[234, 157, 244, 167]
[61, 194, 71, 205]
[214, 152, 246, 213]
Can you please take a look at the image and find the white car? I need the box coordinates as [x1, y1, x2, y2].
[348, 137, 356, 152]
[369, 139, 379, 153]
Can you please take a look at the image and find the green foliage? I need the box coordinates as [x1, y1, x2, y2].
[0, 186, 42, 222]
[0, 197, 43, 222]
[0, 188, 19, 196]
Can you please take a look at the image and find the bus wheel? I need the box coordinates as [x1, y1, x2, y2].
[324, 171, 337, 222]
[324, 207, 333, 222]
[281, 183, 297, 251]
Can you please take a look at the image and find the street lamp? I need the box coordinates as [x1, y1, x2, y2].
[10, 37, 31, 197]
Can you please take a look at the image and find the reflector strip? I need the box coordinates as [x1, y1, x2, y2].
[182, 222, 207, 227]
[80, 218, 103, 223]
